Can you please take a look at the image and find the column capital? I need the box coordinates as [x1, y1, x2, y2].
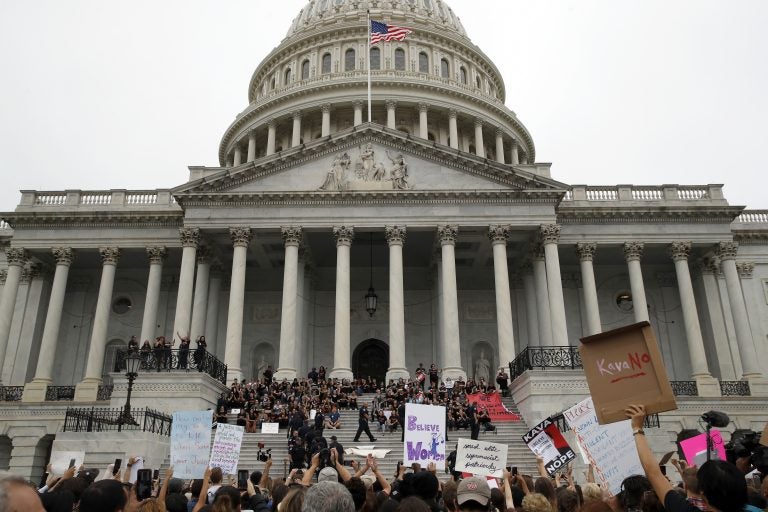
[509, 138, 518, 148]
[623, 241, 645, 262]
[292, 110, 303, 120]
[281, 226, 303, 246]
[575, 242, 597, 262]
[99, 247, 120, 265]
[352, 100, 363, 109]
[488, 225, 509, 244]
[437, 225, 458, 245]
[385, 225, 407, 245]
[699, 256, 720, 275]
[230, 227, 253, 248]
[736, 261, 755, 278]
[495, 127, 504, 138]
[146, 246, 167, 264]
[716, 241, 738, 260]
[448, 109, 458, 119]
[197, 246, 213, 264]
[417, 102, 429, 113]
[4, 247, 27, 267]
[248, 131, 257, 141]
[474, 117, 484, 128]
[322, 103, 333, 113]
[266, 118, 277, 128]
[179, 227, 201, 248]
[538, 224, 561, 244]
[669, 241, 692, 262]
[385, 100, 397, 110]
[22, 263, 44, 282]
[333, 225, 355, 246]
[52, 247, 74, 266]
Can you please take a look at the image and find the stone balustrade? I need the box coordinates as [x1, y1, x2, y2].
[736, 210, 768, 223]
[562, 184, 726, 205]
[17, 190, 180, 210]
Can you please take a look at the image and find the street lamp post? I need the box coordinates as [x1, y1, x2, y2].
[118, 351, 142, 431]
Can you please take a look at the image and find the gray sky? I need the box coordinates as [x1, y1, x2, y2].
[1, 0, 766, 212]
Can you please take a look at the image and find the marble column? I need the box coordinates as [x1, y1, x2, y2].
[224, 228, 252, 382]
[474, 118, 485, 158]
[448, 110, 459, 150]
[266, 120, 277, 156]
[75, 247, 119, 401]
[275, 226, 302, 380]
[623, 242, 650, 322]
[204, 265, 223, 355]
[386, 226, 409, 381]
[172, 228, 200, 342]
[717, 242, 761, 378]
[140, 247, 166, 343]
[489, 226, 515, 368]
[699, 258, 737, 380]
[295, 250, 308, 376]
[292, 111, 302, 147]
[330, 226, 354, 380]
[418, 103, 429, 139]
[576, 242, 601, 335]
[495, 129, 505, 164]
[233, 146, 243, 166]
[386, 100, 397, 129]
[0, 248, 26, 382]
[540, 225, 568, 345]
[531, 247, 553, 346]
[190, 247, 211, 343]
[23, 248, 73, 401]
[322, 104, 333, 135]
[521, 263, 540, 347]
[510, 139, 519, 165]
[438, 225, 465, 380]
[247, 132, 257, 162]
[352, 101, 363, 127]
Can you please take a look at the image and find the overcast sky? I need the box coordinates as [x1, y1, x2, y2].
[1, 0, 766, 212]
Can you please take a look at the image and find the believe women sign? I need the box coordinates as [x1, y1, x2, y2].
[403, 403, 446, 470]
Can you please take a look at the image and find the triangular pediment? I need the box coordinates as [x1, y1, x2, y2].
[174, 125, 567, 200]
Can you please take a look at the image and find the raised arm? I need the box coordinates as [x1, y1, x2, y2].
[259, 457, 273, 488]
[158, 466, 173, 502]
[370, 456, 391, 495]
[302, 452, 320, 486]
[626, 404, 673, 502]
[192, 467, 212, 512]
[333, 448, 353, 482]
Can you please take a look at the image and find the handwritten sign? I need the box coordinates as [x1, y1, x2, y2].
[579, 321, 676, 424]
[680, 430, 726, 466]
[261, 422, 279, 434]
[465, 392, 520, 422]
[564, 397, 642, 496]
[403, 404, 446, 470]
[522, 418, 576, 475]
[455, 438, 507, 478]
[49, 451, 85, 476]
[171, 410, 213, 479]
[209, 423, 244, 474]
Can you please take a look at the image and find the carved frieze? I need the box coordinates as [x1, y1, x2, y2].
[318, 145, 413, 191]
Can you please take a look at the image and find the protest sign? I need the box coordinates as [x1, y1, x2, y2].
[579, 321, 676, 424]
[522, 418, 576, 475]
[262, 422, 279, 434]
[564, 397, 643, 496]
[171, 410, 213, 479]
[50, 451, 85, 476]
[465, 392, 520, 422]
[680, 430, 726, 466]
[128, 456, 144, 483]
[761, 423, 768, 447]
[454, 438, 507, 478]
[403, 403, 446, 470]
[210, 423, 244, 474]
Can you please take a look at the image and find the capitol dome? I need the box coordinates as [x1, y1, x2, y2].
[219, 0, 535, 169]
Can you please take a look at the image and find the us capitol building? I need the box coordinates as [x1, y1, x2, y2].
[0, 0, 766, 480]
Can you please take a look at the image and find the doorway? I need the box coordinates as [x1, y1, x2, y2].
[352, 339, 389, 385]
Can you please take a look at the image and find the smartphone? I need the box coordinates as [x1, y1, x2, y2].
[238, 469, 249, 490]
[344, 460, 355, 467]
[152, 469, 160, 481]
[38, 471, 49, 489]
[512, 466, 518, 476]
[68, 458, 76, 469]
[136, 469, 153, 500]
[113, 458, 122, 476]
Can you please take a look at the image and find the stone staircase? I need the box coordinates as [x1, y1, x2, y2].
[161, 393, 539, 480]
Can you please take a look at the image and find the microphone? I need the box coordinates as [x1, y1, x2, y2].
[701, 410, 730, 428]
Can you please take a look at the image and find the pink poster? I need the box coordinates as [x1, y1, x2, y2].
[679, 429, 726, 466]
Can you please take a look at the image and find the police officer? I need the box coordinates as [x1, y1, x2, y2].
[353, 403, 377, 443]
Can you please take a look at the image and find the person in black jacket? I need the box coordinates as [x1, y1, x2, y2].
[353, 403, 377, 443]
[329, 435, 344, 466]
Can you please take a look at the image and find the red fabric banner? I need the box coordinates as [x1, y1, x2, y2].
[466, 392, 521, 422]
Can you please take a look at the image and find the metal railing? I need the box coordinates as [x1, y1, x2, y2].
[113, 349, 227, 384]
[62, 407, 173, 435]
[720, 381, 750, 396]
[0, 386, 24, 402]
[508, 346, 582, 381]
[97, 385, 114, 401]
[670, 381, 699, 396]
[45, 386, 75, 401]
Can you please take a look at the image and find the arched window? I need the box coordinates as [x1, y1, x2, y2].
[345, 48, 356, 71]
[370, 47, 381, 70]
[418, 52, 429, 73]
[459, 66, 467, 84]
[284, 68, 292, 85]
[440, 58, 449, 78]
[475, 75, 481, 88]
[394, 48, 406, 71]
[322, 53, 332, 74]
[301, 59, 310, 80]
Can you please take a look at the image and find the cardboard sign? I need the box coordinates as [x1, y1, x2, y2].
[465, 392, 520, 422]
[210, 423, 244, 474]
[522, 418, 577, 475]
[564, 397, 643, 496]
[454, 438, 508, 478]
[261, 422, 279, 434]
[50, 451, 85, 476]
[761, 422, 768, 447]
[171, 410, 213, 479]
[680, 430, 726, 466]
[579, 321, 677, 424]
[403, 404, 446, 470]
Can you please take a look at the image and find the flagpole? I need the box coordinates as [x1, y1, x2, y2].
[367, 10, 372, 123]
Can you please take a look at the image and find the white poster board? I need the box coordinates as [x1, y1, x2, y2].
[261, 422, 279, 434]
[564, 397, 643, 495]
[49, 451, 85, 476]
[403, 404, 446, 470]
[209, 423, 245, 474]
[171, 410, 213, 479]
[454, 438, 507, 478]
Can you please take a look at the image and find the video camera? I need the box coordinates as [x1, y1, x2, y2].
[257, 442, 272, 462]
[725, 429, 768, 473]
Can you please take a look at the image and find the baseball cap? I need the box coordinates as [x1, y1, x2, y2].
[457, 476, 491, 506]
[318, 467, 338, 483]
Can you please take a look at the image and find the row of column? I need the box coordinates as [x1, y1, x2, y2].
[229, 102, 524, 166]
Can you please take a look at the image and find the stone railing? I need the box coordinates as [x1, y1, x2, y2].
[62, 406, 172, 435]
[735, 210, 768, 223]
[18, 190, 179, 210]
[0, 220, 11, 230]
[562, 184, 725, 204]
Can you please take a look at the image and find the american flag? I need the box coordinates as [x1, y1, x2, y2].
[370, 19, 413, 44]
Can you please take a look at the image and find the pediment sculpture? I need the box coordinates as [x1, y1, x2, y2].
[319, 143, 414, 191]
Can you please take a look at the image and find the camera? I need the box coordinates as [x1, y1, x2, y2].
[725, 429, 768, 473]
[257, 443, 272, 462]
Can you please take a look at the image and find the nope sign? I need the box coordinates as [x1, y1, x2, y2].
[579, 321, 677, 424]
